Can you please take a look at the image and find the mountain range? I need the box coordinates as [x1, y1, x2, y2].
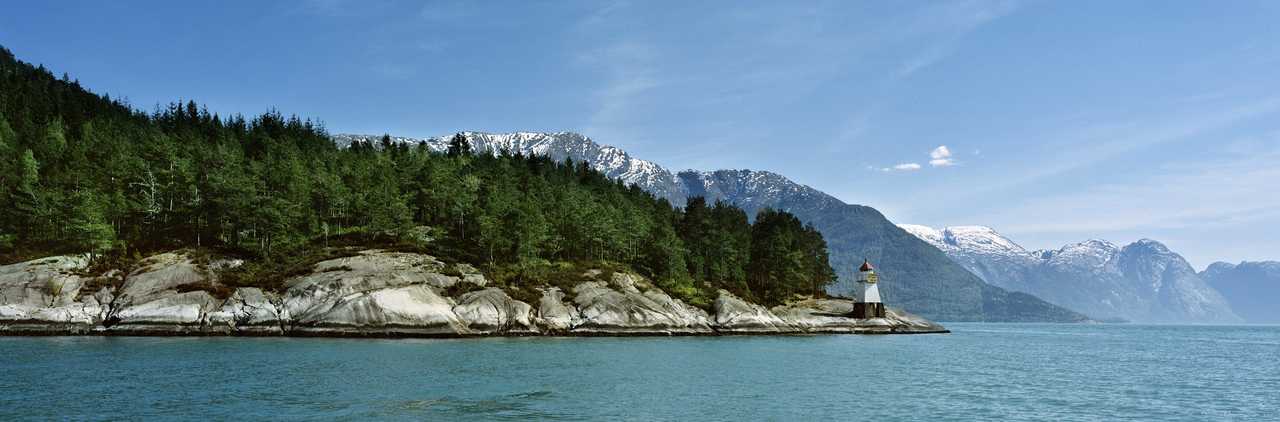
[1200, 261, 1280, 323]
[334, 132, 1086, 322]
[899, 225, 1241, 323]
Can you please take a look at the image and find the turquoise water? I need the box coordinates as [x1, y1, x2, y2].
[1, 324, 1277, 420]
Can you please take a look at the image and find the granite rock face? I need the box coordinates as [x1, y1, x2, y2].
[105, 253, 222, 332]
[773, 298, 946, 334]
[712, 290, 799, 334]
[0, 250, 946, 336]
[570, 272, 713, 334]
[207, 288, 284, 334]
[535, 287, 581, 332]
[453, 288, 537, 334]
[0, 256, 101, 329]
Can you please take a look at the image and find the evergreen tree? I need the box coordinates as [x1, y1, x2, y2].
[0, 45, 836, 307]
[65, 190, 116, 255]
[446, 132, 471, 157]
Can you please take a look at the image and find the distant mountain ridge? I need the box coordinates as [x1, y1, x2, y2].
[1200, 261, 1280, 323]
[900, 224, 1241, 323]
[333, 132, 1086, 322]
[333, 132, 691, 205]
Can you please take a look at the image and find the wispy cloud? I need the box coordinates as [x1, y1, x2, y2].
[996, 138, 1280, 236]
[577, 41, 663, 144]
[419, 1, 472, 23]
[884, 163, 923, 172]
[891, 0, 1020, 79]
[969, 96, 1280, 196]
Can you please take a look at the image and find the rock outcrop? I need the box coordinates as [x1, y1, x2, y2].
[0, 250, 947, 336]
[570, 272, 714, 335]
[453, 288, 537, 334]
[712, 290, 799, 334]
[772, 298, 946, 334]
[207, 287, 285, 334]
[0, 255, 101, 331]
[535, 287, 581, 332]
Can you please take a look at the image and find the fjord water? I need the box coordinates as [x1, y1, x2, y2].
[2, 325, 1276, 420]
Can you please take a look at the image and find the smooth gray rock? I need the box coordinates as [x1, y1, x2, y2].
[712, 290, 799, 333]
[453, 288, 536, 334]
[0, 255, 100, 326]
[291, 285, 467, 335]
[0, 255, 88, 307]
[571, 272, 713, 334]
[773, 298, 947, 334]
[535, 287, 581, 332]
[207, 288, 284, 333]
[282, 250, 468, 335]
[107, 253, 222, 331]
[455, 263, 488, 287]
[0, 250, 947, 337]
[111, 290, 220, 328]
[116, 253, 205, 303]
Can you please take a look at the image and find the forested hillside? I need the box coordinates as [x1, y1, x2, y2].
[0, 45, 833, 308]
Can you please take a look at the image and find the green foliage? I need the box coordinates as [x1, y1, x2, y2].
[64, 190, 116, 255]
[745, 208, 836, 305]
[0, 44, 839, 307]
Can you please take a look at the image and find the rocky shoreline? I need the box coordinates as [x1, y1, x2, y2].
[0, 250, 948, 338]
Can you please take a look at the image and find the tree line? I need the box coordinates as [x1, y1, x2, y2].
[0, 45, 834, 306]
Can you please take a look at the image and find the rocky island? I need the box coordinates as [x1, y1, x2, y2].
[0, 250, 946, 337]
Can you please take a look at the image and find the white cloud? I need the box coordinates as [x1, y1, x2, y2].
[887, 163, 922, 171]
[928, 145, 956, 166]
[929, 145, 951, 159]
[879, 145, 958, 171]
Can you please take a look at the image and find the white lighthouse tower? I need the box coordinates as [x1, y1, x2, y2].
[852, 259, 885, 318]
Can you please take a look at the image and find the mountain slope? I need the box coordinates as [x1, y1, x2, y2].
[901, 225, 1241, 323]
[334, 132, 1086, 322]
[681, 170, 1083, 322]
[1201, 261, 1280, 323]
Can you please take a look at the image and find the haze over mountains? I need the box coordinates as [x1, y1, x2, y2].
[1200, 261, 1280, 323]
[334, 132, 1086, 323]
[899, 225, 1242, 323]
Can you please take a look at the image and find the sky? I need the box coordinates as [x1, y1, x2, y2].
[4, 0, 1279, 269]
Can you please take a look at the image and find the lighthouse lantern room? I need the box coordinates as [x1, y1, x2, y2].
[852, 259, 886, 318]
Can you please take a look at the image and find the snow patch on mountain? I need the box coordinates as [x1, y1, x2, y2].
[900, 224, 1239, 323]
[334, 132, 690, 205]
[900, 225, 1028, 257]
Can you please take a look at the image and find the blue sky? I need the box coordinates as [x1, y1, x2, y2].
[4, 0, 1279, 268]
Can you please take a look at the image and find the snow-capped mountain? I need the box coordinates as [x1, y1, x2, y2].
[678, 169, 846, 219]
[333, 132, 690, 205]
[1200, 261, 1280, 323]
[331, 131, 1086, 322]
[898, 225, 1040, 294]
[901, 224, 1241, 323]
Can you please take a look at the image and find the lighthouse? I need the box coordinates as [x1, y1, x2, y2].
[852, 259, 885, 318]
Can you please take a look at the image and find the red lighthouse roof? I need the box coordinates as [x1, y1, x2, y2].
[859, 259, 874, 272]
